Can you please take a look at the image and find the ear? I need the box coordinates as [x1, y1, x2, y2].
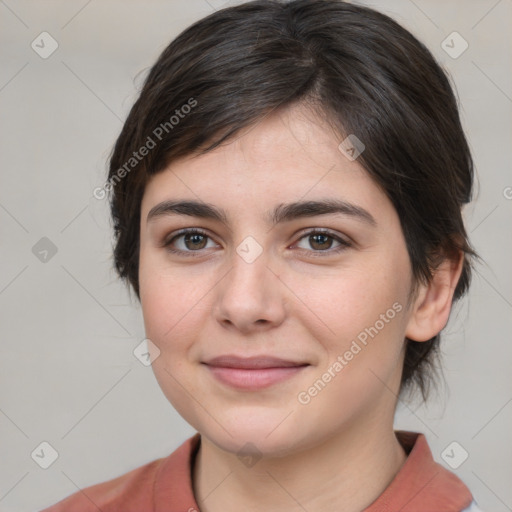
[405, 251, 464, 342]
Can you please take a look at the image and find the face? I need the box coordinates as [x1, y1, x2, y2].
[139, 104, 417, 457]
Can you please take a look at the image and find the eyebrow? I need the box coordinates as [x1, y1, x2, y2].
[146, 198, 377, 227]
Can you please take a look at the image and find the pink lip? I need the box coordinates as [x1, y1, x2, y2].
[203, 355, 309, 390]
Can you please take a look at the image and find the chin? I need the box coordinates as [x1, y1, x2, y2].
[194, 409, 314, 459]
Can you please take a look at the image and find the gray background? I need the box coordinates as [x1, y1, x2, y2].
[0, 0, 511, 511]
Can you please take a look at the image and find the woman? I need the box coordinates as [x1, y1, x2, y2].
[43, 0, 482, 510]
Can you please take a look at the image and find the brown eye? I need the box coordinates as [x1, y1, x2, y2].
[295, 230, 351, 255]
[164, 229, 217, 254]
[182, 232, 208, 250]
[308, 233, 334, 250]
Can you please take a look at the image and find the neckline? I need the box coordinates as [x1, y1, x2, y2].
[155, 431, 472, 512]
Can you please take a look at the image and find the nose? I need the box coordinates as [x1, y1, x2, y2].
[213, 248, 287, 334]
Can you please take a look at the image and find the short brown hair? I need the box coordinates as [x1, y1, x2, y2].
[107, 0, 476, 399]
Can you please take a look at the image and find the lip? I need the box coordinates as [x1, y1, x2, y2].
[203, 355, 310, 390]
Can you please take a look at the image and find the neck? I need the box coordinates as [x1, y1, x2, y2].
[192, 419, 407, 512]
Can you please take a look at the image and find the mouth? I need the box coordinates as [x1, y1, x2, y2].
[202, 355, 310, 391]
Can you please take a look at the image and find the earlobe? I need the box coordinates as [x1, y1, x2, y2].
[405, 251, 464, 342]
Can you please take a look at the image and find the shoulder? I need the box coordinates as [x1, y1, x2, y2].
[40, 457, 165, 512]
[40, 433, 201, 512]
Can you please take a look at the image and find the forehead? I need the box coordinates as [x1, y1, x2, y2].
[140, 104, 391, 223]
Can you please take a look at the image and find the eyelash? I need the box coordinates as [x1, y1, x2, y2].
[162, 228, 351, 257]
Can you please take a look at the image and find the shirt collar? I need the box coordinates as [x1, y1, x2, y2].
[363, 431, 473, 511]
[154, 431, 473, 512]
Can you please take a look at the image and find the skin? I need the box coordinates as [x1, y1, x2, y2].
[138, 103, 463, 512]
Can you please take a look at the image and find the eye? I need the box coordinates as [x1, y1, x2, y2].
[294, 229, 351, 255]
[163, 228, 217, 254]
[162, 228, 351, 257]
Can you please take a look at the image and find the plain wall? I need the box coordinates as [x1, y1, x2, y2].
[0, 1, 511, 511]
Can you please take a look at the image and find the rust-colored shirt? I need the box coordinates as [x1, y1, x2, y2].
[41, 431, 475, 512]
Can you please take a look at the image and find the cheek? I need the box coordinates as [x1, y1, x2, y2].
[299, 252, 411, 401]
[139, 250, 183, 356]
[298, 260, 409, 346]
[139, 256, 208, 421]
[139, 247, 202, 341]
[296, 270, 408, 420]
[140, 278, 199, 351]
